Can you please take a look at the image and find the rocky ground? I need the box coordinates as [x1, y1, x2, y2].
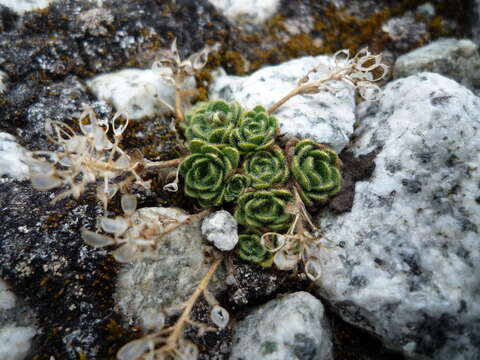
[0, 0, 478, 359]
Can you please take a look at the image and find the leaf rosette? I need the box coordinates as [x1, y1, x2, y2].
[229, 105, 277, 153]
[234, 189, 293, 232]
[243, 147, 289, 190]
[237, 229, 273, 266]
[224, 174, 250, 202]
[291, 139, 341, 207]
[180, 140, 239, 207]
[183, 100, 243, 145]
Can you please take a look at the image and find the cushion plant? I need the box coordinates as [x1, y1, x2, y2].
[290, 139, 342, 207]
[234, 189, 293, 232]
[242, 146, 289, 190]
[228, 105, 277, 153]
[178, 101, 342, 266]
[224, 174, 251, 202]
[183, 100, 243, 145]
[179, 140, 240, 207]
[237, 229, 273, 266]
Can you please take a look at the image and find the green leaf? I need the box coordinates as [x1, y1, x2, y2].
[222, 146, 240, 169]
[188, 139, 206, 154]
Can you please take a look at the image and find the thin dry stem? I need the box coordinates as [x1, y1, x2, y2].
[175, 73, 186, 123]
[157, 208, 212, 240]
[144, 157, 184, 169]
[160, 257, 222, 353]
[268, 70, 346, 114]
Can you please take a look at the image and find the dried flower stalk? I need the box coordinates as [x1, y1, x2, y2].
[268, 48, 389, 114]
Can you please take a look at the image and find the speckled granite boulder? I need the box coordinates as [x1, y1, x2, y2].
[394, 38, 480, 89]
[0, 133, 28, 180]
[0, 0, 56, 15]
[115, 207, 226, 330]
[229, 292, 333, 360]
[209, 0, 279, 24]
[86, 68, 196, 119]
[210, 56, 355, 153]
[471, 0, 480, 46]
[0, 279, 36, 360]
[315, 73, 480, 359]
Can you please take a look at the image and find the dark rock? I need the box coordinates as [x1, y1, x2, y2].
[0, 180, 134, 359]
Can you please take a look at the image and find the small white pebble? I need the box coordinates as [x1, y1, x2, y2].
[201, 210, 238, 251]
[458, 39, 478, 57]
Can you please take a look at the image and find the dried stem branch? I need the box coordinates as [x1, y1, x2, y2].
[144, 157, 184, 169]
[175, 75, 185, 123]
[268, 70, 347, 115]
[164, 257, 222, 351]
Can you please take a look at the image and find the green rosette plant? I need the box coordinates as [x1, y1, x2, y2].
[229, 105, 277, 153]
[180, 140, 240, 207]
[183, 100, 243, 145]
[290, 139, 342, 207]
[234, 189, 293, 232]
[237, 229, 273, 266]
[243, 146, 289, 189]
[224, 174, 251, 202]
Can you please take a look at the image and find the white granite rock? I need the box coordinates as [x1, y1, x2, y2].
[315, 73, 480, 359]
[394, 38, 480, 89]
[0, 71, 7, 94]
[210, 56, 356, 153]
[86, 68, 195, 120]
[115, 207, 225, 330]
[0, 133, 29, 180]
[229, 292, 333, 360]
[202, 210, 238, 251]
[0, 280, 36, 360]
[0, 0, 56, 14]
[209, 0, 280, 24]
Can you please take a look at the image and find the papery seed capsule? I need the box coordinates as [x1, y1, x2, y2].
[117, 339, 150, 360]
[121, 194, 137, 215]
[210, 305, 229, 328]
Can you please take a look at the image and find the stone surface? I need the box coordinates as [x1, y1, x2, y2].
[210, 56, 355, 153]
[201, 210, 239, 251]
[0, 0, 56, 14]
[315, 73, 480, 359]
[0, 133, 28, 180]
[0, 178, 128, 359]
[209, 0, 279, 24]
[229, 292, 333, 360]
[0, 279, 36, 360]
[115, 207, 226, 330]
[471, 0, 480, 46]
[381, 12, 428, 51]
[87, 68, 195, 120]
[0, 326, 36, 360]
[394, 38, 480, 89]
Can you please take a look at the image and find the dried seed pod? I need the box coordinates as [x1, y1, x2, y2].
[81, 228, 115, 248]
[210, 305, 229, 328]
[121, 194, 137, 215]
